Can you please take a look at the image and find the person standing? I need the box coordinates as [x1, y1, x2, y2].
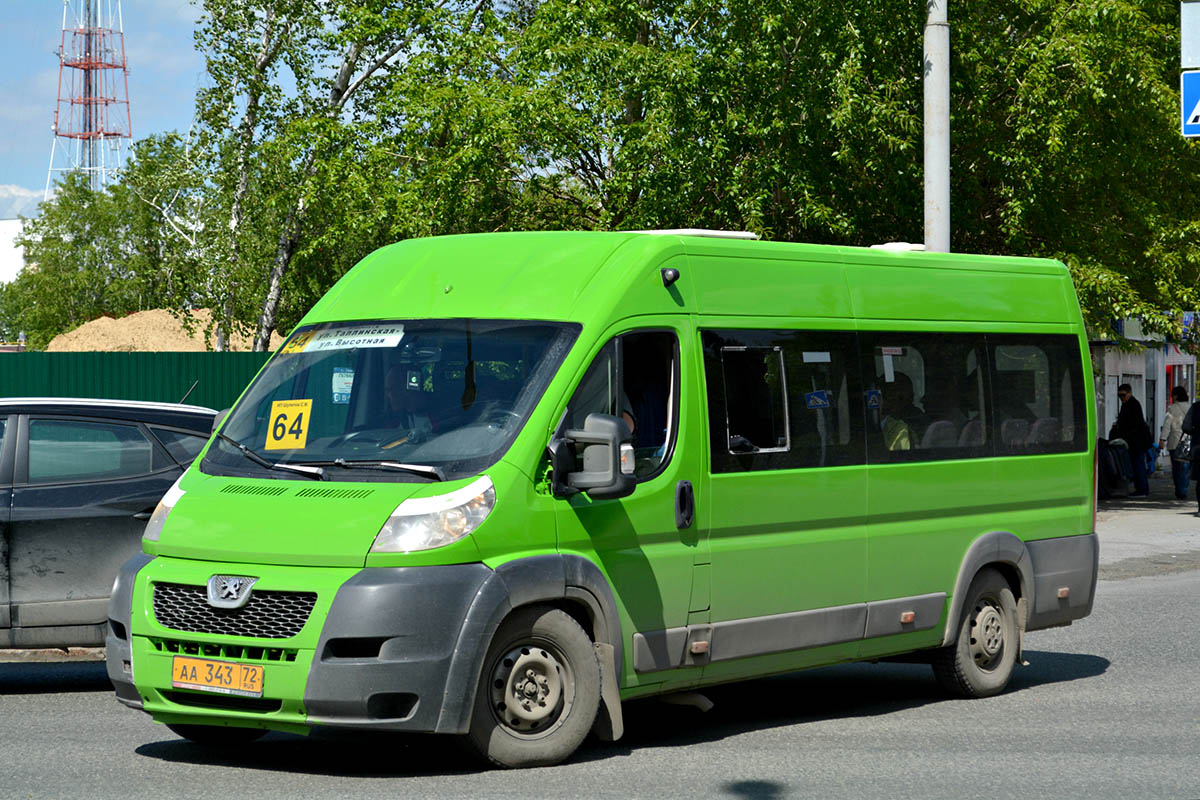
[1184, 403, 1200, 514]
[1159, 386, 1191, 500]
[1110, 383, 1152, 497]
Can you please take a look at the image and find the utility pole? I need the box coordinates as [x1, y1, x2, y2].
[924, 0, 950, 252]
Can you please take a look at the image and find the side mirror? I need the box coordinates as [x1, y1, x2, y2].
[549, 413, 635, 500]
[212, 408, 230, 435]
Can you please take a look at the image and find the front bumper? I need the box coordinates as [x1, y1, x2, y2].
[107, 556, 495, 735]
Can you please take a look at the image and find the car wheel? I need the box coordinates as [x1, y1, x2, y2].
[464, 605, 600, 768]
[932, 567, 1019, 698]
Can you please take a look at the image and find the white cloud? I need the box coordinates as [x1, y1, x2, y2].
[0, 218, 28, 284]
[0, 185, 43, 219]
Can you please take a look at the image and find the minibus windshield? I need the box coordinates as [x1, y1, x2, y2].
[202, 319, 580, 482]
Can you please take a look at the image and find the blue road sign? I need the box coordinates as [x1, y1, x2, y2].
[1183, 71, 1200, 137]
[805, 390, 830, 410]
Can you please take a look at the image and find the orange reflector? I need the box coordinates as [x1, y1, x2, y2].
[1057, 587, 1070, 599]
[899, 611, 916, 624]
[689, 641, 710, 655]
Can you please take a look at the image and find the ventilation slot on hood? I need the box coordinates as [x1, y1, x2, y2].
[293, 487, 375, 500]
[220, 484, 289, 497]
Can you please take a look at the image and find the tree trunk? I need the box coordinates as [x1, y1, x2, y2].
[250, 18, 435, 350]
[254, 196, 305, 351]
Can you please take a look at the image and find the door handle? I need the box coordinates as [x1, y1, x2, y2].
[675, 480, 694, 529]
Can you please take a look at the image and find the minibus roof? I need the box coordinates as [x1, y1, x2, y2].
[300, 231, 1071, 330]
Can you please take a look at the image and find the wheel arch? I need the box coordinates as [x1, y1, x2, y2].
[435, 554, 624, 741]
[941, 531, 1034, 647]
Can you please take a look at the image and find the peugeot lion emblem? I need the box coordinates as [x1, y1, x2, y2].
[206, 575, 258, 609]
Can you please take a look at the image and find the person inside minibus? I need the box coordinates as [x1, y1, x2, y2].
[383, 364, 433, 437]
[880, 375, 915, 451]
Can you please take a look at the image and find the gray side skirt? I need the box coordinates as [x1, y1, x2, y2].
[633, 592, 946, 674]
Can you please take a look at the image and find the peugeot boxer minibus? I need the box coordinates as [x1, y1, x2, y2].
[107, 230, 1097, 767]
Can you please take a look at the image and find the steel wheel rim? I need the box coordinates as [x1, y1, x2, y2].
[968, 599, 1006, 671]
[488, 640, 575, 740]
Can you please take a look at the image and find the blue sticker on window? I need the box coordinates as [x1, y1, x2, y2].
[805, 390, 831, 409]
[865, 389, 882, 410]
[332, 367, 354, 404]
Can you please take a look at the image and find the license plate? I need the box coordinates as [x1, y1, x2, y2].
[171, 656, 264, 697]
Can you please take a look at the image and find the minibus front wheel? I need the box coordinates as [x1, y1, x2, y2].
[464, 605, 601, 768]
[932, 567, 1018, 698]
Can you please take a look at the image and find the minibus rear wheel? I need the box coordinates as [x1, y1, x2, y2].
[465, 605, 600, 768]
[166, 723, 267, 746]
[932, 567, 1018, 698]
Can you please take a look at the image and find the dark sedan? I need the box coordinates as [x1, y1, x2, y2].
[0, 398, 216, 649]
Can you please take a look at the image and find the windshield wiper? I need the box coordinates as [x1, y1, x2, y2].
[214, 432, 325, 481]
[328, 458, 445, 481]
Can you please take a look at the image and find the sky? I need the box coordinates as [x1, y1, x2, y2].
[0, 0, 204, 220]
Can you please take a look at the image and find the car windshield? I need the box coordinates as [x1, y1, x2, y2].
[201, 319, 579, 482]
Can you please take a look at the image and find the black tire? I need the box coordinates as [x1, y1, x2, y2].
[464, 606, 600, 768]
[932, 567, 1019, 698]
[166, 723, 267, 746]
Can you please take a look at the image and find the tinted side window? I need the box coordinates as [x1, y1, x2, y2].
[28, 419, 154, 484]
[703, 329, 864, 473]
[564, 331, 679, 480]
[989, 334, 1086, 454]
[860, 332, 990, 463]
[151, 426, 210, 464]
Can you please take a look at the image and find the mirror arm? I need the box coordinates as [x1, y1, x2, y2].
[546, 437, 579, 497]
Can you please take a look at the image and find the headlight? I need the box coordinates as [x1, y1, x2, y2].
[143, 474, 186, 542]
[370, 476, 495, 553]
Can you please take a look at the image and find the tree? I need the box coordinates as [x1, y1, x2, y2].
[2, 172, 171, 348]
[12, 1, 1195, 350]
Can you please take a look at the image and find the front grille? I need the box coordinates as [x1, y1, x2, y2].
[150, 637, 299, 663]
[153, 582, 316, 639]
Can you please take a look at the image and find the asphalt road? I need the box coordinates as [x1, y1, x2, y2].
[5, 478, 1200, 800]
[2, 565, 1197, 800]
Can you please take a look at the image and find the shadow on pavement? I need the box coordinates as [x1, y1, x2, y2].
[136, 730, 481, 779]
[1100, 496, 1195, 512]
[0, 661, 110, 695]
[133, 649, 1108, 774]
[723, 779, 787, 800]
[1007, 649, 1110, 689]
[581, 649, 1109, 761]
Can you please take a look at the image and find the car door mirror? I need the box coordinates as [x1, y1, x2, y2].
[549, 413, 635, 500]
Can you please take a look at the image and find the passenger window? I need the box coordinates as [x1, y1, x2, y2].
[721, 347, 789, 454]
[151, 427, 210, 465]
[703, 329, 864, 473]
[28, 419, 154, 484]
[563, 331, 678, 480]
[989, 335, 1086, 454]
[861, 333, 989, 463]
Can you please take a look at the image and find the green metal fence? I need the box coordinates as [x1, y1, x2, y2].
[0, 352, 272, 411]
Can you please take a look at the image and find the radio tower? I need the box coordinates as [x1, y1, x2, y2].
[44, 0, 133, 199]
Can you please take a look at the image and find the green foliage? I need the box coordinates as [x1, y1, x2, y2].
[4, 0, 1198, 349]
[1, 172, 171, 348]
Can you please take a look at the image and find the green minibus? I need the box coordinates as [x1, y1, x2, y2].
[107, 231, 1097, 767]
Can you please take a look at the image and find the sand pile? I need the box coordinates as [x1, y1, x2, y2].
[46, 309, 284, 352]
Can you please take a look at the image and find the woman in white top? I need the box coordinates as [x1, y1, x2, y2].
[1159, 385, 1191, 500]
